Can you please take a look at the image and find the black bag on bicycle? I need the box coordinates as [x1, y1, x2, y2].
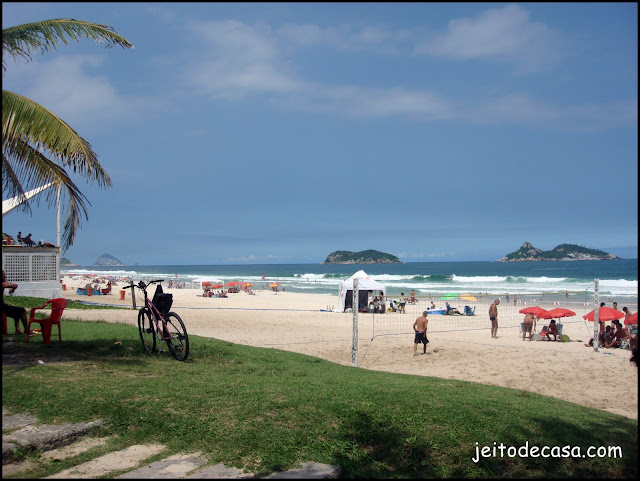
[152, 284, 173, 317]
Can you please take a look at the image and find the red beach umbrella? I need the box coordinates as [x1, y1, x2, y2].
[539, 308, 576, 320]
[583, 307, 625, 322]
[624, 312, 638, 325]
[225, 281, 239, 287]
[211, 284, 223, 289]
[519, 306, 549, 317]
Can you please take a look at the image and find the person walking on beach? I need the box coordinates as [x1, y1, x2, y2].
[489, 299, 500, 338]
[413, 311, 429, 356]
[399, 293, 406, 314]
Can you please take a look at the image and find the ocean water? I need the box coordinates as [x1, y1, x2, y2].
[62, 259, 637, 301]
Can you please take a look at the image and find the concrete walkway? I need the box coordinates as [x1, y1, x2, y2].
[2, 408, 341, 479]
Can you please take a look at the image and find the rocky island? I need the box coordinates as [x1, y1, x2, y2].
[323, 249, 402, 264]
[96, 253, 125, 266]
[498, 242, 619, 262]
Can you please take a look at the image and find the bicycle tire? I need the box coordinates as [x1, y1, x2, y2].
[138, 307, 156, 353]
[164, 312, 189, 361]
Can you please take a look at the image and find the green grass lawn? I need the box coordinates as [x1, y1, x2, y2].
[2, 299, 638, 478]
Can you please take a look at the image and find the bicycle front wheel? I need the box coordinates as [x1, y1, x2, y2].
[164, 312, 189, 361]
[138, 307, 156, 353]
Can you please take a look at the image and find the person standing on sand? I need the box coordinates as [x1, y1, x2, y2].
[522, 312, 535, 341]
[399, 293, 406, 313]
[489, 299, 500, 338]
[413, 311, 429, 356]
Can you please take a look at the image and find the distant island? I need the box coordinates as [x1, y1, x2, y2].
[323, 249, 402, 264]
[498, 242, 620, 262]
[96, 253, 125, 266]
[61, 257, 79, 266]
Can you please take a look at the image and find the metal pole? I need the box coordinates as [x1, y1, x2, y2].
[56, 184, 61, 248]
[352, 278, 358, 367]
[593, 278, 599, 352]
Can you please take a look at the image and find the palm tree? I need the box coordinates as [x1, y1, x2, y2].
[2, 19, 133, 250]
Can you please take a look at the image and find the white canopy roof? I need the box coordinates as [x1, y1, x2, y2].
[337, 270, 386, 312]
[2, 183, 53, 216]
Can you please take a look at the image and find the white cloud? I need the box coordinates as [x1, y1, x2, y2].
[417, 4, 562, 72]
[184, 20, 303, 99]
[5, 54, 157, 131]
[178, 14, 632, 130]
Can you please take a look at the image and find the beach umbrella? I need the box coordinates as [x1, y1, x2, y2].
[245, 283, 253, 287]
[583, 307, 625, 322]
[270, 282, 280, 288]
[211, 284, 223, 289]
[624, 312, 637, 325]
[239, 282, 247, 286]
[539, 308, 576, 320]
[460, 294, 477, 302]
[519, 306, 549, 317]
[440, 293, 457, 300]
[201, 281, 212, 287]
[225, 281, 239, 287]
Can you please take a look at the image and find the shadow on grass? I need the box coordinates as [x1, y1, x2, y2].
[330, 408, 637, 478]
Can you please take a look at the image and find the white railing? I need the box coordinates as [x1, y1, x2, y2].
[2, 246, 62, 298]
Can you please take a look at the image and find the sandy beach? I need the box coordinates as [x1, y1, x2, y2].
[60, 277, 638, 420]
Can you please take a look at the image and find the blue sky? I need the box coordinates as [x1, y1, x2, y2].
[2, 2, 637, 265]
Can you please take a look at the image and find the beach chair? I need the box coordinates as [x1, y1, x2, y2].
[463, 305, 475, 316]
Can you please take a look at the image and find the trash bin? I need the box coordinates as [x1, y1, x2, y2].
[120, 290, 126, 300]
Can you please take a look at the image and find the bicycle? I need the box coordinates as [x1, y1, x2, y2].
[124, 279, 189, 361]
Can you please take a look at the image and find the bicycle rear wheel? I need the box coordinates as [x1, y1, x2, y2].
[164, 312, 189, 361]
[138, 307, 156, 353]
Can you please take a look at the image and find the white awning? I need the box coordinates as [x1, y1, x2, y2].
[2, 183, 54, 216]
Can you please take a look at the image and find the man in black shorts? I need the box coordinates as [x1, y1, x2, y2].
[489, 298, 500, 338]
[2, 270, 29, 334]
[413, 311, 429, 356]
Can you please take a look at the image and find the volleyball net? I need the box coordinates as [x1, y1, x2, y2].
[364, 290, 637, 339]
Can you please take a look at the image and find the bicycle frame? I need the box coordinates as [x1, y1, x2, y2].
[128, 279, 189, 361]
[139, 283, 170, 340]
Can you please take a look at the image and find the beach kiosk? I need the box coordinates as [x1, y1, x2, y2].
[337, 270, 386, 313]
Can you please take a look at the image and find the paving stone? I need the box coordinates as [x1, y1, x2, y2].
[46, 444, 166, 479]
[1, 458, 38, 477]
[186, 462, 255, 479]
[2, 420, 103, 464]
[265, 462, 342, 479]
[119, 452, 207, 479]
[41, 436, 114, 461]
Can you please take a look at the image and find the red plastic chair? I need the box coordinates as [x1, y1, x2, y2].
[26, 298, 68, 344]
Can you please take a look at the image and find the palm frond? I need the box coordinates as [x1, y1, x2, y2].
[2, 18, 133, 68]
[3, 142, 90, 250]
[2, 90, 112, 188]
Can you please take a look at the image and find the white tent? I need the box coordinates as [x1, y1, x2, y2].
[337, 270, 386, 312]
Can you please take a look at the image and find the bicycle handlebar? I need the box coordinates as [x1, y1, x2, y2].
[123, 279, 164, 290]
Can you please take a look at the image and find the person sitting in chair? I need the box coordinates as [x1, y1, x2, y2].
[546, 319, 558, 341]
[606, 322, 630, 348]
[22, 233, 35, 247]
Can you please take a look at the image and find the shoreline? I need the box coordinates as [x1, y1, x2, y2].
[60, 276, 638, 420]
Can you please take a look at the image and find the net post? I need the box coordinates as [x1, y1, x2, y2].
[352, 278, 358, 367]
[593, 278, 599, 352]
